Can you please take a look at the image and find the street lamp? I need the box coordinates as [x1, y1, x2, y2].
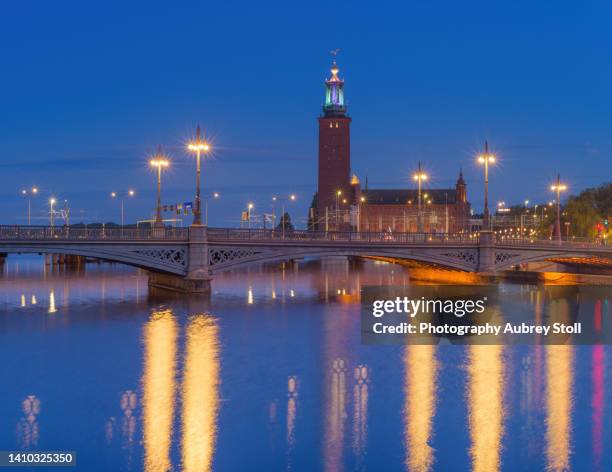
[272, 194, 297, 238]
[413, 161, 428, 233]
[150, 146, 170, 225]
[21, 186, 38, 225]
[111, 190, 135, 229]
[335, 190, 342, 229]
[358, 196, 366, 232]
[187, 125, 211, 226]
[247, 203, 254, 228]
[550, 173, 567, 242]
[205, 192, 220, 226]
[49, 198, 56, 227]
[477, 141, 496, 229]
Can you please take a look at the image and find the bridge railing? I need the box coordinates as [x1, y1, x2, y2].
[495, 234, 609, 249]
[207, 228, 478, 244]
[0, 226, 189, 241]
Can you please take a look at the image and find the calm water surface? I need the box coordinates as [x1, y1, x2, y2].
[0, 256, 610, 471]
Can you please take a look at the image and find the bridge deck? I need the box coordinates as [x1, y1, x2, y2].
[0, 225, 608, 251]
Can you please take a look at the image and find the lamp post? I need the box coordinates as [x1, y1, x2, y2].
[358, 196, 366, 232]
[111, 190, 135, 231]
[247, 203, 254, 229]
[21, 187, 38, 225]
[335, 190, 342, 230]
[477, 141, 496, 230]
[187, 125, 211, 226]
[49, 198, 56, 227]
[272, 194, 296, 238]
[413, 162, 428, 233]
[149, 147, 170, 225]
[551, 173, 567, 243]
[205, 192, 219, 226]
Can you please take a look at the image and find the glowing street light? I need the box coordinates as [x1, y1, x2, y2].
[477, 141, 496, 229]
[21, 186, 38, 225]
[204, 191, 220, 226]
[551, 173, 568, 242]
[49, 198, 56, 227]
[357, 195, 366, 232]
[187, 125, 211, 226]
[149, 146, 170, 225]
[111, 189, 136, 229]
[272, 194, 297, 238]
[413, 161, 428, 232]
[247, 202, 254, 228]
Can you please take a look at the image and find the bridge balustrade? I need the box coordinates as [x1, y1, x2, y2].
[495, 234, 607, 249]
[0, 226, 189, 241]
[206, 228, 478, 244]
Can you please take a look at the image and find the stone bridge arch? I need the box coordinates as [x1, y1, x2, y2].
[0, 243, 188, 276]
[207, 244, 479, 274]
[492, 248, 609, 271]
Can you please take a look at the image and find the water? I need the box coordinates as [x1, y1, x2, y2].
[0, 255, 610, 471]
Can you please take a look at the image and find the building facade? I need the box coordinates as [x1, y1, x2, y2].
[313, 58, 470, 233]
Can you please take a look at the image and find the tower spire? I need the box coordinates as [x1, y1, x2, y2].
[323, 49, 346, 117]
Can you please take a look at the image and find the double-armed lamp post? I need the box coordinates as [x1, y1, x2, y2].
[550, 173, 567, 243]
[21, 187, 38, 225]
[149, 146, 170, 225]
[413, 162, 428, 233]
[187, 125, 211, 226]
[477, 141, 496, 230]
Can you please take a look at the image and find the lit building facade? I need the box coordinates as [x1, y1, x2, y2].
[312, 58, 471, 233]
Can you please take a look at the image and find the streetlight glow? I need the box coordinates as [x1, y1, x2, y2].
[477, 141, 496, 228]
[413, 161, 428, 232]
[150, 146, 170, 224]
[149, 158, 169, 168]
[187, 125, 212, 226]
[551, 173, 568, 243]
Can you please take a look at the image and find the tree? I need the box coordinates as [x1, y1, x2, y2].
[564, 182, 612, 237]
[276, 212, 294, 232]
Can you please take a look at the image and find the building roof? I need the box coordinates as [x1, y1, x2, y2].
[362, 188, 458, 205]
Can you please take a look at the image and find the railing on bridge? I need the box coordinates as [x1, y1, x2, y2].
[206, 228, 479, 244]
[495, 234, 609, 249]
[0, 226, 189, 241]
[1, 225, 608, 250]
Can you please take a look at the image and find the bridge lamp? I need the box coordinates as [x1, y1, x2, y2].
[477, 141, 496, 229]
[247, 203, 254, 228]
[357, 196, 366, 232]
[413, 162, 428, 233]
[550, 174, 567, 243]
[150, 149, 170, 225]
[21, 187, 39, 225]
[49, 198, 56, 227]
[187, 125, 211, 226]
[204, 192, 220, 226]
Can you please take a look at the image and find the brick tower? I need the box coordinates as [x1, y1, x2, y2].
[317, 56, 351, 228]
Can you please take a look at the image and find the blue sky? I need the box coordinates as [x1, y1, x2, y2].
[1, 0, 611, 226]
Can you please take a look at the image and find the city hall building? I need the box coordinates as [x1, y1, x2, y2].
[311, 58, 471, 233]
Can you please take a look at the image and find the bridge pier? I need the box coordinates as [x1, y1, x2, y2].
[147, 225, 212, 294]
[148, 271, 212, 294]
[477, 230, 496, 274]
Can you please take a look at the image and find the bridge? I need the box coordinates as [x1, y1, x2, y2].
[0, 225, 610, 293]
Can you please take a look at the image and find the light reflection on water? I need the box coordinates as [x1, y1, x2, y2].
[0, 255, 610, 471]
